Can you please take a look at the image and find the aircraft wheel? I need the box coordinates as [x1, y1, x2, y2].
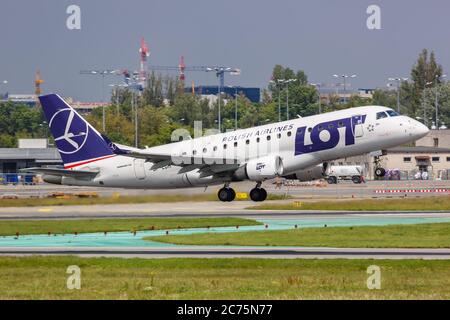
[375, 168, 386, 177]
[250, 188, 267, 202]
[218, 187, 235, 202]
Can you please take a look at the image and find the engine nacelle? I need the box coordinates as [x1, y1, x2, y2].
[234, 155, 284, 181]
[283, 164, 326, 182]
[42, 174, 62, 185]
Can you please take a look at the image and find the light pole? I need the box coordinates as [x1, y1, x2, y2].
[227, 86, 240, 130]
[80, 70, 117, 132]
[0, 80, 8, 99]
[278, 79, 297, 120]
[333, 74, 356, 103]
[423, 81, 433, 127]
[388, 77, 408, 113]
[310, 83, 323, 114]
[434, 74, 447, 129]
[269, 80, 283, 122]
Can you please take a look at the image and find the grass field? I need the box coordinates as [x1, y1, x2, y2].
[248, 196, 450, 211]
[0, 193, 289, 207]
[145, 222, 450, 248]
[0, 217, 261, 236]
[0, 256, 449, 299]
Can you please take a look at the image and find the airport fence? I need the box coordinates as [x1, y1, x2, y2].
[0, 173, 39, 185]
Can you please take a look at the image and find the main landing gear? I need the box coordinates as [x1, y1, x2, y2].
[218, 185, 236, 202]
[217, 183, 267, 202]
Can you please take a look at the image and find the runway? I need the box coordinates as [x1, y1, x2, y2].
[1, 246, 450, 259]
[1, 209, 450, 259]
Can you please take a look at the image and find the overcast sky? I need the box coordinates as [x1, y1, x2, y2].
[1, 0, 450, 101]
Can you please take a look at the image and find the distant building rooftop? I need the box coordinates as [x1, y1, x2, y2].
[0, 148, 61, 162]
[387, 146, 450, 153]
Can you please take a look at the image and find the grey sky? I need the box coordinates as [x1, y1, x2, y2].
[1, 0, 449, 101]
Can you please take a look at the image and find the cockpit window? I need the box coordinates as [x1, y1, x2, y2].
[386, 110, 399, 117]
[376, 111, 388, 120]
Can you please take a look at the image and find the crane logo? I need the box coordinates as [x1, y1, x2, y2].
[49, 108, 88, 154]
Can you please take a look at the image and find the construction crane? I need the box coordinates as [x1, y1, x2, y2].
[139, 37, 150, 86]
[35, 70, 44, 96]
[147, 56, 241, 88]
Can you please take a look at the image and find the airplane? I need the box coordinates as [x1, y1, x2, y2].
[23, 93, 429, 202]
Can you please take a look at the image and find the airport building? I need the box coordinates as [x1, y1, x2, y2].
[0, 139, 61, 183]
[186, 86, 261, 103]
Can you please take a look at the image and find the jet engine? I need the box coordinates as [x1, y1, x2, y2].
[283, 163, 327, 182]
[233, 155, 284, 181]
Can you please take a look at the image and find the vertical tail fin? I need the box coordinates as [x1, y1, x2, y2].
[39, 94, 114, 168]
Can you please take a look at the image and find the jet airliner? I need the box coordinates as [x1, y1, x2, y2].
[24, 94, 429, 202]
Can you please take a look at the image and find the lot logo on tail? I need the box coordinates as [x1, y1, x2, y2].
[49, 108, 89, 154]
[295, 115, 366, 156]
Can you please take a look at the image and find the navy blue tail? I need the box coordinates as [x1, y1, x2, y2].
[39, 94, 114, 167]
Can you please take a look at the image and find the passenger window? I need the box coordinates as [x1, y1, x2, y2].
[246, 140, 250, 145]
[203, 148, 207, 153]
[277, 133, 281, 139]
[234, 142, 238, 147]
[287, 131, 292, 137]
[376, 112, 388, 120]
[213, 146, 217, 152]
[256, 137, 260, 143]
[267, 135, 271, 141]
[223, 144, 227, 150]
[308, 127, 312, 132]
[193, 150, 197, 155]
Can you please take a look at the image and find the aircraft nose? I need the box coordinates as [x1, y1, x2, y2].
[412, 120, 430, 138]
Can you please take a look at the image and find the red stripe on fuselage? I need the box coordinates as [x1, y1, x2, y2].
[64, 155, 116, 169]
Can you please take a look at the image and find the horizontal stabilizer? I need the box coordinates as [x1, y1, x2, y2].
[20, 167, 99, 178]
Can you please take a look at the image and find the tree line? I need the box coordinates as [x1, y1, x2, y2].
[0, 49, 448, 148]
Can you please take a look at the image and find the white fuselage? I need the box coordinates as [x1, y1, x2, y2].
[59, 106, 428, 189]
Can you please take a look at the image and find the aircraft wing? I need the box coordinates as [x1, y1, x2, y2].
[20, 167, 99, 178]
[102, 135, 241, 175]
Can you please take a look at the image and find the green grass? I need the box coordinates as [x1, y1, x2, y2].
[248, 196, 450, 211]
[0, 193, 289, 208]
[0, 256, 450, 299]
[0, 217, 261, 236]
[145, 222, 450, 248]
[0, 194, 218, 207]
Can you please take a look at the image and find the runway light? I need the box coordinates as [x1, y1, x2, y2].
[207, 226, 210, 230]
[294, 224, 298, 229]
[265, 224, 268, 229]
[48, 231, 51, 236]
[104, 231, 107, 236]
[133, 231, 136, 236]
[75, 231, 78, 236]
[166, 231, 169, 235]
[324, 224, 327, 228]
[236, 225, 239, 229]
[15, 231, 19, 238]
